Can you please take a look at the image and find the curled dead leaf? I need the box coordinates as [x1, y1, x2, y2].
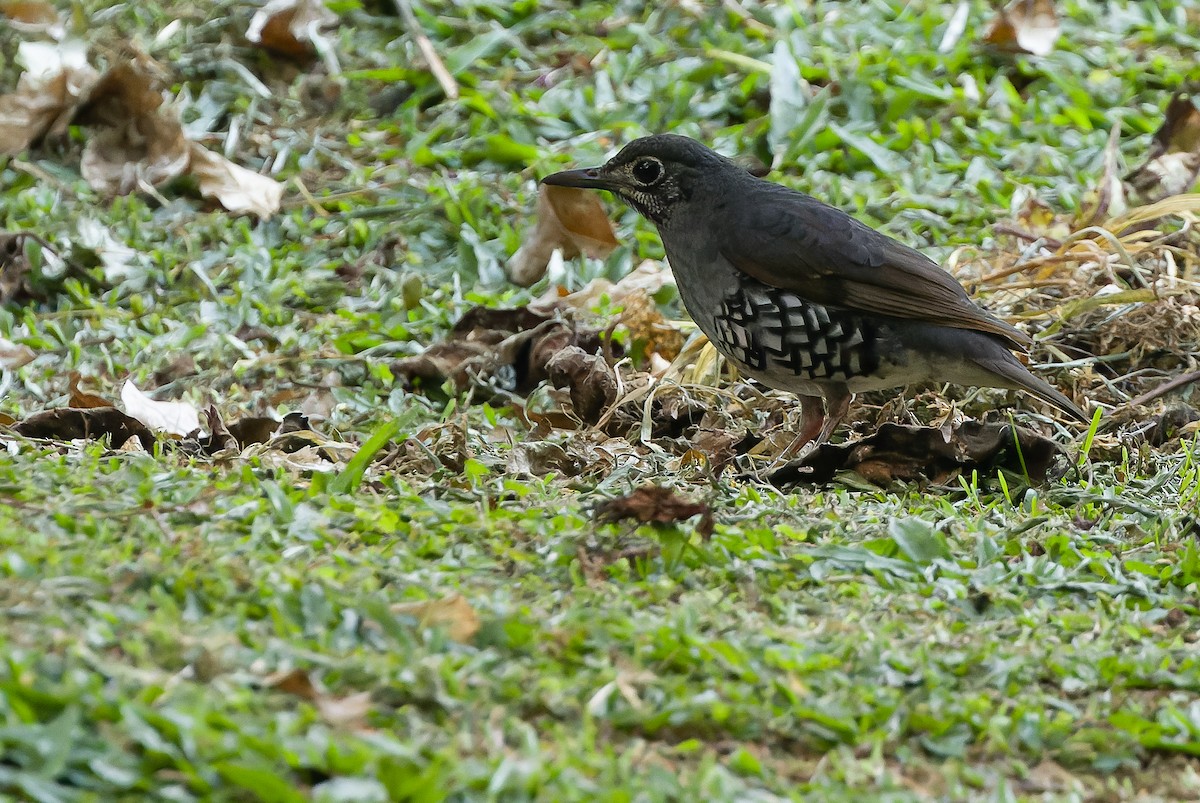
[0, 338, 35, 370]
[509, 184, 620, 286]
[393, 305, 612, 398]
[982, 0, 1060, 57]
[75, 62, 190, 195]
[1126, 93, 1200, 203]
[506, 440, 585, 477]
[0, 0, 58, 26]
[0, 40, 97, 155]
[226, 416, 286, 449]
[187, 142, 285, 220]
[247, 0, 338, 59]
[201, 406, 239, 456]
[593, 485, 715, 539]
[11, 406, 157, 451]
[689, 429, 740, 479]
[391, 594, 480, 643]
[546, 345, 617, 424]
[265, 668, 372, 729]
[765, 421, 1063, 488]
[68, 372, 111, 409]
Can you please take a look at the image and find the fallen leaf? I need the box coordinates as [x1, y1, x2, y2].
[200, 406, 239, 456]
[153, 353, 197, 386]
[75, 61, 190, 195]
[58, 55, 284, 217]
[506, 440, 585, 477]
[0, 0, 58, 25]
[614, 290, 685, 364]
[246, 0, 338, 59]
[120, 380, 200, 437]
[1126, 93, 1200, 203]
[982, 0, 1060, 56]
[315, 691, 372, 729]
[593, 485, 715, 539]
[393, 305, 613, 398]
[253, 443, 339, 474]
[10, 407, 156, 450]
[688, 428, 740, 479]
[765, 421, 1063, 488]
[187, 142, 285, 220]
[391, 594, 480, 643]
[68, 372, 111, 409]
[0, 338, 35, 370]
[508, 184, 620, 286]
[266, 668, 318, 700]
[0, 40, 97, 155]
[226, 416, 285, 448]
[546, 345, 617, 423]
[265, 668, 372, 729]
[538, 259, 675, 314]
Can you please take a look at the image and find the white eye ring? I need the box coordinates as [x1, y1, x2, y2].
[631, 158, 664, 185]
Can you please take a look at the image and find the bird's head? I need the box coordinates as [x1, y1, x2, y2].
[541, 134, 734, 226]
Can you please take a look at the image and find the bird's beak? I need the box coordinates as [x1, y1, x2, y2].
[540, 166, 613, 190]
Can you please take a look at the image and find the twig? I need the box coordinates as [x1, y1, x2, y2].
[392, 0, 459, 100]
[992, 223, 1063, 249]
[978, 252, 1095, 285]
[291, 177, 329, 218]
[1124, 370, 1200, 409]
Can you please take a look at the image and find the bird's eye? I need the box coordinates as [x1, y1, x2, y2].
[631, 158, 663, 185]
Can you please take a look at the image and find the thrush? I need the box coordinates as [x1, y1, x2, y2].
[542, 134, 1088, 446]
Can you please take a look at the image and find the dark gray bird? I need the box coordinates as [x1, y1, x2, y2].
[542, 134, 1088, 446]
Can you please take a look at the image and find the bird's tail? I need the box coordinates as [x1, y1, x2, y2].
[972, 355, 1090, 423]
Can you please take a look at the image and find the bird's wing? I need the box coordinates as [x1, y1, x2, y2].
[720, 186, 1032, 350]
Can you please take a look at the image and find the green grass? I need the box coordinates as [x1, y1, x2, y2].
[2, 0, 1200, 800]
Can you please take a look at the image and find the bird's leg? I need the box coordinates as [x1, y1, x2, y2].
[813, 386, 852, 446]
[796, 394, 826, 447]
[775, 395, 826, 461]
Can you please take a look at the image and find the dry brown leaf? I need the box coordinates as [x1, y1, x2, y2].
[226, 416, 284, 448]
[982, 0, 1060, 57]
[0, 0, 58, 25]
[246, 0, 338, 59]
[615, 290, 686, 363]
[689, 428, 740, 479]
[766, 421, 1062, 488]
[593, 485, 715, 538]
[1126, 93, 1200, 203]
[509, 184, 620, 286]
[201, 405, 239, 456]
[65, 57, 283, 217]
[266, 668, 372, 728]
[68, 372, 112, 409]
[0, 338, 35, 370]
[546, 345, 618, 424]
[11, 407, 156, 450]
[391, 594, 480, 643]
[266, 668, 318, 700]
[75, 62, 190, 195]
[0, 41, 98, 155]
[393, 305, 612, 397]
[186, 142, 285, 220]
[545, 259, 675, 314]
[506, 440, 585, 477]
